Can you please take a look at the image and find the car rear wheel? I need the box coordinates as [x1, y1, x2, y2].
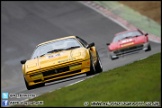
[86, 53, 96, 76]
[95, 51, 103, 73]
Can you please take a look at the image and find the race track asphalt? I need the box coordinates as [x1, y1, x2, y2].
[1, 1, 161, 103]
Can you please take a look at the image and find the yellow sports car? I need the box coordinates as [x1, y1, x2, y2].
[20, 36, 103, 90]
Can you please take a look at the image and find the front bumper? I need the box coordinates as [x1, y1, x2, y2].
[24, 59, 90, 86]
[111, 42, 150, 57]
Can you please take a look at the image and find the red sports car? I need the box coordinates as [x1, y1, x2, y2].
[106, 29, 151, 60]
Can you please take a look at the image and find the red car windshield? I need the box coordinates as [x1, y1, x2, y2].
[113, 31, 142, 42]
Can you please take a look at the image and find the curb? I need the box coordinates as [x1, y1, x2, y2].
[80, 1, 161, 43]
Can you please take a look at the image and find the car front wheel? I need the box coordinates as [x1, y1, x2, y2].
[24, 77, 45, 90]
[145, 44, 151, 51]
[24, 77, 34, 90]
[110, 55, 118, 60]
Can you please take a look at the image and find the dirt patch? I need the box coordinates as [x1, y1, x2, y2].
[119, 1, 161, 24]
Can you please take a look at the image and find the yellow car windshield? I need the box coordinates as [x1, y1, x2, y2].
[31, 38, 82, 59]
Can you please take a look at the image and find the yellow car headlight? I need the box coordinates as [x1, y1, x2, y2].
[30, 73, 43, 79]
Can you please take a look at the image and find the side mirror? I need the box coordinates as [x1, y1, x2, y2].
[86, 42, 95, 48]
[145, 33, 148, 36]
[106, 43, 110, 45]
[20, 60, 27, 64]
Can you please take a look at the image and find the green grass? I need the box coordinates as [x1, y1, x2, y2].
[18, 53, 161, 107]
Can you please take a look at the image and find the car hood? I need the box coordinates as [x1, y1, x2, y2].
[25, 47, 87, 73]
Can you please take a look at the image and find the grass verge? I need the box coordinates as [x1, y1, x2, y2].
[93, 1, 161, 38]
[15, 53, 161, 107]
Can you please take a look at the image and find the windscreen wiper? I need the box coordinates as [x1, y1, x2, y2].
[124, 37, 130, 39]
[121, 37, 130, 40]
[40, 53, 47, 57]
[135, 35, 140, 37]
[47, 48, 65, 53]
[65, 46, 80, 50]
